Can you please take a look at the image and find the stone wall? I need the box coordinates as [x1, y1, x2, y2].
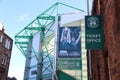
[0, 30, 13, 80]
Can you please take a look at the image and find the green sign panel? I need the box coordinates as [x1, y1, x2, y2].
[57, 70, 76, 80]
[85, 15, 104, 49]
[58, 59, 81, 70]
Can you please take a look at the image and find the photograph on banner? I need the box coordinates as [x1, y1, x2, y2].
[58, 26, 81, 58]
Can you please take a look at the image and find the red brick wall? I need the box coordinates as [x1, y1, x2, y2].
[90, 0, 120, 80]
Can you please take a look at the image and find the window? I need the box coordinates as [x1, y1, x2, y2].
[31, 70, 37, 75]
[1, 55, 5, 65]
[5, 39, 11, 49]
[1, 55, 7, 65]
[0, 35, 3, 42]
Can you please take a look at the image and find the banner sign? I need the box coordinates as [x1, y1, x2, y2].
[85, 15, 104, 49]
[58, 26, 81, 58]
[58, 59, 82, 70]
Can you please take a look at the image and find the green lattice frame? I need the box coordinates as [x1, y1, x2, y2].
[15, 2, 85, 79]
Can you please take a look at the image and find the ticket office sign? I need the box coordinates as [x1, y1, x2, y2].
[85, 15, 104, 49]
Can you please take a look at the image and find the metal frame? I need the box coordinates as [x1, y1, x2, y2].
[15, 2, 85, 80]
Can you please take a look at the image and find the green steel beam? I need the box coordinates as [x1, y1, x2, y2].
[37, 16, 55, 20]
[21, 46, 28, 48]
[42, 64, 52, 73]
[43, 40, 53, 69]
[15, 36, 32, 39]
[23, 19, 37, 31]
[38, 3, 58, 17]
[44, 50, 53, 60]
[25, 27, 40, 30]
[31, 46, 39, 61]
[15, 42, 28, 44]
[15, 44, 27, 57]
[44, 22, 55, 34]
[58, 2, 85, 12]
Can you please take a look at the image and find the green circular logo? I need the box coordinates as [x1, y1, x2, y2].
[87, 17, 100, 28]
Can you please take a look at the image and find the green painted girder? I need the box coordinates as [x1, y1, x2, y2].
[38, 2, 85, 17]
[44, 51, 53, 60]
[45, 33, 54, 40]
[37, 16, 55, 20]
[15, 36, 32, 39]
[15, 42, 29, 44]
[25, 27, 40, 30]
[58, 2, 85, 12]
[30, 60, 53, 70]
[42, 64, 53, 73]
[43, 42, 53, 68]
[38, 74, 52, 79]
[15, 44, 27, 57]
[21, 46, 28, 48]
[15, 28, 32, 37]
[30, 64, 37, 69]
[38, 3, 58, 17]
[30, 46, 39, 61]
[23, 21, 54, 36]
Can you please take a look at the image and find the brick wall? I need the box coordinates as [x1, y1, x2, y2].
[0, 30, 13, 80]
[89, 0, 120, 80]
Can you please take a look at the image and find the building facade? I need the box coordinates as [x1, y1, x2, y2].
[88, 0, 120, 80]
[0, 22, 13, 80]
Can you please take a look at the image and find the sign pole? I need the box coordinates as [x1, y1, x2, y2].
[87, 0, 90, 15]
[87, 0, 92, 80]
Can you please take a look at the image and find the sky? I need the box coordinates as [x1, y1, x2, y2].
[0, 0, 93, 79]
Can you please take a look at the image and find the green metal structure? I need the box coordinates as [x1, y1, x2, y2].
[15, 2, 86, 80]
